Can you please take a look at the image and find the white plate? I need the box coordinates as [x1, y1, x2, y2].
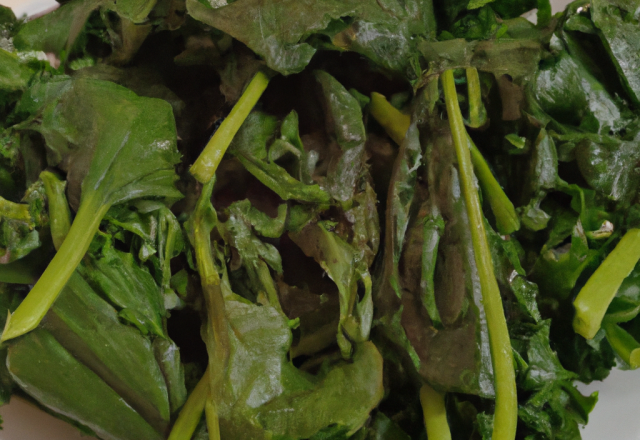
[0, 0, 638, 439]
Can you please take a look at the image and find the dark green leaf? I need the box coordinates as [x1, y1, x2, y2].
[229, 111, 330, 203]
[314, 70, 367, 202]
[7, 328, 164, 440]
[575, 136, 640, 203]
[591, 0, 640, 105]
[187, 0, 434, 76]
[79, 246, 166, 336]
[41, 272, 171, 428]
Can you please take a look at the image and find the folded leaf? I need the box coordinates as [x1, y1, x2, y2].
[7, 328, 163, 440]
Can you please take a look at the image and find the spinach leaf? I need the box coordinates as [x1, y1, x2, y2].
[185, 177, 384, 439]
[8, 328, 164, 440]
[591, 0, 640, 105]
[228, 111, 330, 203]
[187, 0, 434, 76]
[2, 77, 182, 342]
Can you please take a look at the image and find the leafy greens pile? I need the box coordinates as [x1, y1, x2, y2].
[1, 0, 640, 439]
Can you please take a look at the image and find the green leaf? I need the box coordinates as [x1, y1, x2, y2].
[490, 0, 536, 19]
[418, 38, 543, 80]
[256, 342, 384, 438]
[290, 222, 373, 358]
[0, 180, 48, 264]
[376, 108, 497, 399]
[0, 284, 21, 404]
[153, 338, 188, 414]
[520, 321, 576, 390]
[0, 49, 32, 92]
[3, 77, 182, 341]
[452, 5, 500, 39]
[187, 0, 434, 76]
[7, 328, 163, 440]
[192, 242, 384, 439]
[518, 128, 558, 231]
[314, 71, 367, 202]
[42, 272, 171, 427]
[218, 199, 286, 309]
[591, 0, 640, 105]
[114, 0, 158, 23]
[467, 0, 495, 10]
[13, 0, 102, 54]
[78, 246, 166, 337]
[575, 136, 640, 202]
[534, 47, 627, 134]
[229, 111, 330, 203]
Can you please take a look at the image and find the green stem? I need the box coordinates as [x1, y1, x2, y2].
[2, 195, 109, 342]
[0, 196, 32, 224]
[466, 67, 487, 128]
[442, 69, 517, 440]
[205, 397, 221, 440]
[190, 71, 271, 183]
[167, 369, 210, 440]
[468, 136, 520, 235]
[40, 170, 71, 250]
[369, 90, 518, 234]
[256, 260, 284, 313]
[159, 209, 180, 292]
[420, 383, 452, 440]
[603, 322, 640, 369]
[369, 92, 411, 145]
[191, 179, 229, 438]
[574, 228, 640, 339]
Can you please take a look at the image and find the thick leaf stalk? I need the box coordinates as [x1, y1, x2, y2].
[369, 92, 410, 145]
[190, 71, 270, 183]
[420, 383, 452, 440]
[574, 229, 640, 339]
[2, 194, 109, 342]
[187, 178, 230, 438]
[168, 369, 210, 440]
[442, 69, 517, 440]
[466, 67, 487, 128]
[40, 170, 71, 250]
[468, 135, 520, 234]
[0, 196, 32, 224]
[604, 322, 640, 369]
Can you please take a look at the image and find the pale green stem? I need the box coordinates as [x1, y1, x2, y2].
[167, 369, 210, 440]
[190, 71, 270, 183]
[604, 322, 640, 369]
[369, 92, 411, 145]
[468, 136, 520, 234]
[574, 229, 640, 339]
[466, 67, 487, 128]
[442, 69, 517, 440]
[0, 196, 32, 224]
[191, 179, 228, 439]
[2, 195, 109, 342]
[256, 260, 284, 313]
[205, 397, 221, 440]
[40, 170, 71, 250]
[369, 90, 518, 234]
[420, 383, 452, 440]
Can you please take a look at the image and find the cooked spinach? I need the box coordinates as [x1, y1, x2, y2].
[1, 0, 638, 439]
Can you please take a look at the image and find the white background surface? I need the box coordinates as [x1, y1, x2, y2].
[1, 0, 639, 439]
